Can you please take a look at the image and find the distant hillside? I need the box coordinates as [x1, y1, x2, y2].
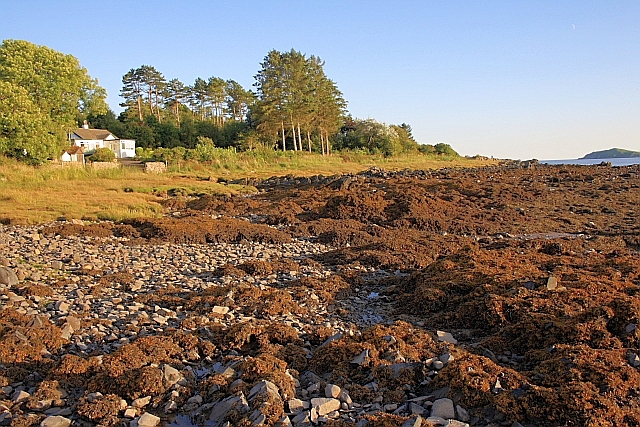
[581, 148, 640, 159]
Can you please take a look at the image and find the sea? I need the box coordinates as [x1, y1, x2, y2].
[541, 158, 640, 167]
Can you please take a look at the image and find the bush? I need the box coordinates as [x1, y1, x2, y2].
[89, 148, 115, 162]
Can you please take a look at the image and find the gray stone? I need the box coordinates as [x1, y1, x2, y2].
[401, 416, 422, 427]
[275, 415, 292, 427]
[431, 398, 455, 420]
[310, 398, 340, 416]
[287, 398, 308, 414]
[325, 384, 341, 398]
[209, 394, 249, 423]
[132, 396, 151, 408]
[439, 353, 454, 365]
[136, 412, 160, 427]
[629, 352, 640, 368]
[425, 417, 446, 426]
[249, 380, 280, 402]
[0, 267, 18, 286]
[436, 331, 457, 345]
[12, 390, 30, 403]
[351, 349, 369, 365]
[65, 316, 81, 331]
[40, 416, 71, 427]
[455, 405, 470, 422]
[626, 323, 637, 333]
[163, 364, 183, 387]
[211, 306, 230, 315]
[444, 421, 469, 427]
[291, 410, 309, 425]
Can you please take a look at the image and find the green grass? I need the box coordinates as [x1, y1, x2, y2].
[0, 152, 495, 224]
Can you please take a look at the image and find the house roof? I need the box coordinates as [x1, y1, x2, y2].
[72, 128, 115, 140]
[65, 146, 84, 155]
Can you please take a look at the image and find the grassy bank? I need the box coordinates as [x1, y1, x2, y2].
[0, 152, 495, 224]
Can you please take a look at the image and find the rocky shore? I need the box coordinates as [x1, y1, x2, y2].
[1, 163, 640, 427]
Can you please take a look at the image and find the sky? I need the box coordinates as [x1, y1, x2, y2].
[1, 0, 639, 160]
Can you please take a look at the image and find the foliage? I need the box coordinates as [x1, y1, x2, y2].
[89, 147, 115, 162]
[418, 143, 459, 157]
[0, 81, 59, 164]
[0, 39, 107, 163]
[335, 118, 420, 156]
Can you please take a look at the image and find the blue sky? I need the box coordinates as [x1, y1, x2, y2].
[1, 1, 639, 159]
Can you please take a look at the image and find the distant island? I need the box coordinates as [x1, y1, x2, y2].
[581, 148, 640, 159]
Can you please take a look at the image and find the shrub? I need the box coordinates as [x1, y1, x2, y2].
[89, 148, 115, 162]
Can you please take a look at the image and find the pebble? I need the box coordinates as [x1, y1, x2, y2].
[40, 416, 71, 427]
[136, 412, 160, 427]
[436, 331, 457, 345]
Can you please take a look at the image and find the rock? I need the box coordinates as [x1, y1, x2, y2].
[320, 332, 342, 347]
[248, 380, 280, 401]
[455, 405, 470, 422]
[212, 306, 230, 315]
[325, 384, 341, 398]
[291, 410, 309, 425]
[546, 276, 558, 290]
[132, 396, 152, 408]
[629, 352, 640, 368]
[163, 364, 183, 387]
[275, 415, 292, 427]
[187, 395, 203, 405]
[409, 402, 425, 415]
[12, 390, 30, 403]
[439, 353, 454, 365]
[65, 316, 81, 331]
[444, 421, 469, 427]
[351, 349, 369, 365]
[136, 412, 160, 427]
[402, 416, 422, 427]
[50, 261, 63, 270]
[60, 324, 73, 340]
[339, 390, 352, 404]
[124, 408, 137, 419]
[432, 360, 444, 370]
[209, 393, 249, 423]
[431, 398, 455, 420]
[425, 417, 446, 426]
[626, 323, 637, 333]
[40, 416, 71, 427]
[164, 401, 178, 413]
[55, 301, 69, 313]
[0, 267, 18, 286]
[436, 331, 457, 345]
[310, 398, 341, 416]
[287, 398, 308, 414]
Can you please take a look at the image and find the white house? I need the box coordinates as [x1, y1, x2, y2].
[69, 121, 136, 159]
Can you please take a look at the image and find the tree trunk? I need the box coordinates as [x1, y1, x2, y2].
[297, 123, 303, 152]
[307, 130, 312, 152]
[281, 122, 286, 151]
[291, 122, 298, 151]
[136, 96, 143, 121]
[320, 131, 325, 156]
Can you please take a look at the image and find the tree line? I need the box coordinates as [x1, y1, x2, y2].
[0, 40, 459, 164]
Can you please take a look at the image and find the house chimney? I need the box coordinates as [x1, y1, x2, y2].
[83, 120, 89, 130]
